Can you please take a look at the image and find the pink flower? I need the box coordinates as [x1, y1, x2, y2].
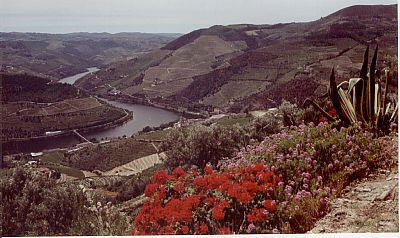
[328, 163, 334, 170]
[247, 223, 256, 233]
[272, 228, 280, 234]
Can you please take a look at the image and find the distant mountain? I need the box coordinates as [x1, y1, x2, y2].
[0, 32, 181, 79]
[75, 4, 398, 113]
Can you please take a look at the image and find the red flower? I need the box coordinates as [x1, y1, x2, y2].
[203, 196, 216, 205]
[204, 165, 214, 175]
[247, 208, 265, 223]
[159, 225, 175, 235]
[172, 167, 186, 179]
[152, 170, 171, 184]
[254, 162, 265, 172]
[328, 108, 336, 116]
[193, 177, 207, 189]
[218, 227, 232, 234]
[173, 182, 184, 193]
[319, 116, 328, 123]
[195, 223, 209, 234]
[263, 199, 277, 213]
[228, 185, 253, 203]
[242, 181, 260, 194]
[259, 171, 275, 183]
[212, 200, 229, 220]
[181, 225, 190, 234]
[144, 183, 158, 197]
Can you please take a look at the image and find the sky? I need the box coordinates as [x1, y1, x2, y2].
[0, 0, 397, 34]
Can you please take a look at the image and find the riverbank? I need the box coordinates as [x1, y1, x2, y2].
[2, 108, 132, 148]
[101, 94, 207, 119]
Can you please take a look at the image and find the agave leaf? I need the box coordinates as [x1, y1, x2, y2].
[338, 88, 357, 123]
[348, 78, 364, 117]
[381, 69, 389, 111]
[360, 45, 370, 80]
[390, 103, 398, 122]
[329, 68, 350, 125]
[337, 81, 349, 89]
[359, 46, 369, 121]
[374, 83, 380, 115]
[385, 102, 391, 115]
[369, 45, 378, 119]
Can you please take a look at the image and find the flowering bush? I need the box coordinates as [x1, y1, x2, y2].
[132, 122, 397, 234]
[218, 122, 396, 232]
[132, 164, 285, 235]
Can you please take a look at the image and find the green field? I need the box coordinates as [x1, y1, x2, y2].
[39, 151, 85, 179]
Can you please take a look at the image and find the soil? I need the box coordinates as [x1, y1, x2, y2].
[308, 167, 399, 233]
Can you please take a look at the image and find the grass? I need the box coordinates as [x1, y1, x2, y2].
[44, 164, 85, 179]
[39, 151, 64, 164]
[135, 129, 172, 141]
[63, 139, 157, 172]
[38, 151, 85, 179]
[214, 115, 253, 127]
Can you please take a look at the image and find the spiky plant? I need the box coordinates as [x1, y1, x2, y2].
[305, 46, 397, 136]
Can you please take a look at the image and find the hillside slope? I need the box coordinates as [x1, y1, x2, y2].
[77, 4, 397, 113]
[0, 32, 180, 79]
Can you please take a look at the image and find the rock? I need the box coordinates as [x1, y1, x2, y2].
[355, 187, 372, 192]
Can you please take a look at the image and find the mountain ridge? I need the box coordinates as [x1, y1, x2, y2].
[75, 4, 398, 113]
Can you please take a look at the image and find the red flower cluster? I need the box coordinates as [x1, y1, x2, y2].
[263, 199, 277, 213]
[247, 208, 266, 223]
[319, 108, 337, 123]
[132, 165, 281, 235]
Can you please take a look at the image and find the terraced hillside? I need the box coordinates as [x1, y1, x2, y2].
[0, 74, 127, 141]
[77, 4, 397, 113]
[0, 32, 180, 79]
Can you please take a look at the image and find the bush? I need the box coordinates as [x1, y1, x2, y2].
[250, 112, 281, 141]
[161, 125, 250, 169]
[218, 122, 396, 232]
[0, 168, 87, 236]
[132, 165, 283, 235]
[0, 168, 130, 236]
[278, 100, 303, 126]
[135, 122, 397, 234]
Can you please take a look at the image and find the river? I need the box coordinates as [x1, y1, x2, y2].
[59, 67, 100, 84]
[3, 68, 180, 154]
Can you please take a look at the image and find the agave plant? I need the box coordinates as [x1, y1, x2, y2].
[305, 46, 398, 136]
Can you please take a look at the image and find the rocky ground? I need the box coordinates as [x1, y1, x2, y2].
[308, 167, 399, 233]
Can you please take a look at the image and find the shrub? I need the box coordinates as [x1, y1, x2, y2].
[278, 100, 303, 126]
[250, 112, 281, 141]
[136, 122, 396, 235]
[132, 165, 283, 235]
[218, 122, 396, 232]
[0, 168, 87, 236]
[162, 125, 250, 169]
[0, 168, 130, 236]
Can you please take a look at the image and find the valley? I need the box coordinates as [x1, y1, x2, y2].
[77, 4, 397, 114]
[0, 32, 180, 79]
[0, 3, 398, 236]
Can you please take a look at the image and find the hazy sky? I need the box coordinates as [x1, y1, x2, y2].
[0, 0, 397, 33]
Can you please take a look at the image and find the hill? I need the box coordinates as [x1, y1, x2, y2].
[0, 32, 180, 79]
[76, 4, 397, 113]
[0, 74, 128, 142]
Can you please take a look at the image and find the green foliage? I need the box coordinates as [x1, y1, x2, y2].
[63, 139, 156, 172]
[0, 168, 130, 236]
[250, 113, 281, 141]
[162, 125, 250, 169]
[0, 168, 87, 236]
[1, 74, 82, 103]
